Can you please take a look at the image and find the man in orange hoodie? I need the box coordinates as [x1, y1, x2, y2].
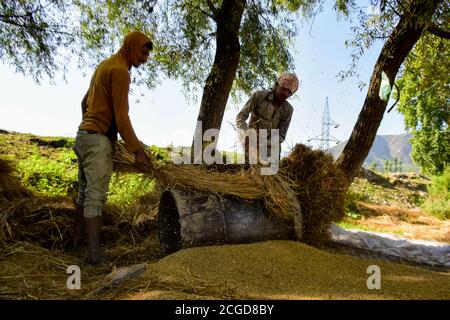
[73, 31, 153, 265]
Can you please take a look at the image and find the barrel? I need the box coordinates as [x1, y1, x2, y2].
[158, 188, 301, 254]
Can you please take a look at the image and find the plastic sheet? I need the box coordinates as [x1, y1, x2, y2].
[330, 224, 450, 268]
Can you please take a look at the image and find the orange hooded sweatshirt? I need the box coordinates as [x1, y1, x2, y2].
[79, 31, 152, 153]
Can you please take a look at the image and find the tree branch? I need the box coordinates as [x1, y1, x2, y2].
[427, 24, 450, 39]
[0, 17, 74, 38]
[184, 2, 214, 20]
[387, 1, 403, 19]
[205, 0, 219, 20]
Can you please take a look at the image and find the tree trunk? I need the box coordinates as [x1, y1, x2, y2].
[336, 0, 442, 184]
[192, 0, 246, 155]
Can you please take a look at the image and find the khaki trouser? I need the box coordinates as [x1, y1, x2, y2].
[73, 131, 113, 218]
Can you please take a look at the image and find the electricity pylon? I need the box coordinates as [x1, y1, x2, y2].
[307, 97, 340, 150]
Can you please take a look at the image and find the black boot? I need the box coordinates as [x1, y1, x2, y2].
[85, 216, 107, 266]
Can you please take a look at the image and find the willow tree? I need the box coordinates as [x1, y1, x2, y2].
[334, 0, 449, 183]
[0, 0, 77, 82]
[75, 0, 322, 154]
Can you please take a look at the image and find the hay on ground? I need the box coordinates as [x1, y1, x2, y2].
[0, 156, 160, 256]
[0, 158, 32, 201]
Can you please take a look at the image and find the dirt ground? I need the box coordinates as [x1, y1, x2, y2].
[354, 203, 450, 242]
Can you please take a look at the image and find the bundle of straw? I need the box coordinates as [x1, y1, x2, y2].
[113, 141, 266, 199]
[112, 141, 302, 230]
[114, 141, 348, 243]
[280, 144, 348, 242]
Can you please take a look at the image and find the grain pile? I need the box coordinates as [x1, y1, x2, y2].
[100, 241, 450, 300]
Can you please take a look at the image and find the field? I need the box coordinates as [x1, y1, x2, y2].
[0, 130, 448, 300]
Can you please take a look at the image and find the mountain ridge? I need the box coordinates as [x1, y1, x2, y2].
[328, 133, 418, 171]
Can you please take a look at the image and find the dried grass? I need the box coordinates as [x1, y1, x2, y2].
[280, 144, 348, 243]
[113, 141, 303, 232]
[114, 141, 347, 242]
[0, 159, 32, 201]
[0, 187, 161, 299]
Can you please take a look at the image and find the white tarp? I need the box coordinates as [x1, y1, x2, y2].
[330, 224, 450, 268]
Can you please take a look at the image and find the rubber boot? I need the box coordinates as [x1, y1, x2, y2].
[85, 216, 106, 266]
[72, 204, 85, 250]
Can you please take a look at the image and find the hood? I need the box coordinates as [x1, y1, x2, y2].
[117, 31, 152, 69]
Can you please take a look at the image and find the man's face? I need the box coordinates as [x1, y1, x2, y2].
[274, 85, 292, 102]
[134, 46, 151, 67]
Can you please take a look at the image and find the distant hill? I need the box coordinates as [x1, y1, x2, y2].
[328, 133, 419, 171]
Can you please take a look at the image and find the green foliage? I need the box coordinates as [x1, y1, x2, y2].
[74, 0, 160, 87]
[337, 0, 448, 87]
[422, 167, 450, 220]
[383, 159, 391, 173]
[7, 135, 157, 203]
[233, 0, 307, 98]
[139, 0, 318, 100]
[149, 145, 171, 162]
[407, 192, 425, 207]
[397, 34, 450, 175]
[393, 157, 398, 172]
[14, 151, 156, 204]
[369, 161, 378, 172]
[1, 0, 319, 97]
[0, 0, 77, 82]
[108, 173, 155, 206]
[16, 152, 78, 197]
[333, 0, 356, 17]
[381, 158, 404, 172]
[344, 189, 368, 220]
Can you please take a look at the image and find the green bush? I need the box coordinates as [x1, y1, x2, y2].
[16, 152, 78, 197]
[16, 150, 156, 204]
[422, 167, 450, 220]
[344, 190, 368, 220]
[108, 173, 155, 206]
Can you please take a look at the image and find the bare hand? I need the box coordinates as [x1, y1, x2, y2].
[135, 148, 151, 171]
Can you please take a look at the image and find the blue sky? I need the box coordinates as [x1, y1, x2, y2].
[0, 1, 406, 153]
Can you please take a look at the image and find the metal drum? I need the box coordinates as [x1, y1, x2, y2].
[158, 187, 300, 254]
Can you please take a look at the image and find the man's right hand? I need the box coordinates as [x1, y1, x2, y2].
[135, 148, 151, 171]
